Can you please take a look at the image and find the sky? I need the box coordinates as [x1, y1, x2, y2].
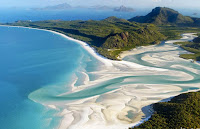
[1, 0, 200, 9]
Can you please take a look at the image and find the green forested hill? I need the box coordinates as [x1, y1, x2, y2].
[6, 17, 165, 60]
[131, 91, 200, 129]
[129, 7, 200, 26]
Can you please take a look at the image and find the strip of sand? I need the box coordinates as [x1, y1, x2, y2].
[2, 25, 199, 129]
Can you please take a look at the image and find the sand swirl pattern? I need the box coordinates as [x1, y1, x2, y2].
[27, 32, 200, 129]
[0, 26, 199, 129]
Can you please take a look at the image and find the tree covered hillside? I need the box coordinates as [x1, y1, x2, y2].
[174, 34, 200, 61]
[129, 7, 200, 26]
[131, 91, 200, 129]
[7, 17, 165, 60]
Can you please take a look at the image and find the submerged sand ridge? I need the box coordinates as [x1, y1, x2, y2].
[54, 33, 200, 129]
[2, 25, 199, 129]
[24, 30, 200, 129]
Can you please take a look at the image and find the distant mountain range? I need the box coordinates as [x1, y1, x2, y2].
[114, 5, 135, 12]
[33, 3, 71, 10]
[129, 7, 200, 26]
[33, 3, 135, 12]
[88, 5, 135, 12]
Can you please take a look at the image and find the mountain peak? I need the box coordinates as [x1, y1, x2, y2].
[34, 3, 71, 10]
[129, 7, 194, 25]
[153, 7, 179, 15]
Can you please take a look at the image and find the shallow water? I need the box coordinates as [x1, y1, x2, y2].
[1, 26, 200, 129]
[0, 26, 101, 129]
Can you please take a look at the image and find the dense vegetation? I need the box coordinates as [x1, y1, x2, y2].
[128, 6, 200, 61]
[5, 17, 165, 60]
[4, 7, 200, 61]
[128, 7, 200, 41]
[173, 35, 200, 61]
[158, 25, 200, 40]
[3, 7, 200, 128]
[129, 7, 200, 26]
[130, 91, 200, 129]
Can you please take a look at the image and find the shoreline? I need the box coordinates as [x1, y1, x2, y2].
[119, 33, 198, 60]
[0, 25, 169, 72]
[2, 25, 200, 129]
[0, 25, 113, 66]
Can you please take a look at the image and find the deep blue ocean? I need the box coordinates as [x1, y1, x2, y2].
[0, 8, 150, 23]
[0, 8, 199, 23]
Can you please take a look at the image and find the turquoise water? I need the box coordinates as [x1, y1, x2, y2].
[0, 26, 101, 129]
[1, 26, 200, 129]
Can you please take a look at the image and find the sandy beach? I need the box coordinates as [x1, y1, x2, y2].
[54, 33, 200, 129]
[3, 25, 200, 129]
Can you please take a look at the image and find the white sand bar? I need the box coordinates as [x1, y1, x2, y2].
[56, 33, 200, 129]
[2, 25, 199, 129]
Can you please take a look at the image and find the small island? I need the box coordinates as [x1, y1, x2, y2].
[114, 5, 135, 12]
[33, 3, 71, 10]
